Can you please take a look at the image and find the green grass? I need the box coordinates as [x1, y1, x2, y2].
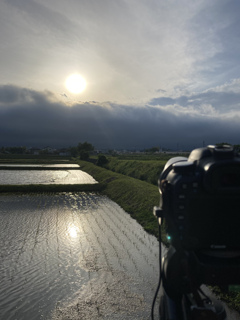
[211, 286, 240, 313]
[0, 154, 73, 164]
[109, 152, 189, 161]
[106, 158, 166, 185]
[77, 159, 162, 238]
[100, 153, 189, 186]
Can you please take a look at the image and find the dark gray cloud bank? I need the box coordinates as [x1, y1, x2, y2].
[0, 85, 239, 151]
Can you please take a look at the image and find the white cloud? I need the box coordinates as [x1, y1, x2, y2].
[209, 79, 240, 94]
[2, 0, 238, 103]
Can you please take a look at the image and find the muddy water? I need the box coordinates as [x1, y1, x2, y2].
[0, 193, 162, 320]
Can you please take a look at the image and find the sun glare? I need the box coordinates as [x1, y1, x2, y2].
[65, 73, 87, 94]
[67, 224, 79, 239]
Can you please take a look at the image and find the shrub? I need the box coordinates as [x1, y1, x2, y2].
[80, 151, 89, 160]
[96, 154, 108, 167]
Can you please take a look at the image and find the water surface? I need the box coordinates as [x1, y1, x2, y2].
[0, 169, 96, 185]
[0, 164, 80, 167]
[0, 193, 161, 320]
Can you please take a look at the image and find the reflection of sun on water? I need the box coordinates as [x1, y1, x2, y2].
[67, 224, 79, 239]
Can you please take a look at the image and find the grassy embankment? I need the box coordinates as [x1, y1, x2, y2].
[0, 154, 70, 163]
[77, 158, 162, 238]
[106, 158, 166, 185]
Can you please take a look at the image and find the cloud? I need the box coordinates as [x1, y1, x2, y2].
[150, 78, 240, 117]
[1, 1, 240, 152]
[2, 0, 240, 103]
[0, 85, 240, 150]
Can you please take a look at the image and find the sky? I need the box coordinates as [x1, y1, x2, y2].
[1, 0, 240, 151]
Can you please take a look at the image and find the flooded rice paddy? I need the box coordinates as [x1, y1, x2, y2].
[0, 169, 97, 185]
[1, 165, 238, 320]
[0, 164, 80, 168]
[0, 192, 162, 319]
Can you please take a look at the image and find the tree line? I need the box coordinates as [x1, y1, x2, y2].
[69, 142, 94, 159]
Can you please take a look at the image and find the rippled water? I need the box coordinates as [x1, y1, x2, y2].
[0, 164, 80, 168]
[0, 193, 161, 320]
[0, 169, 97, 185]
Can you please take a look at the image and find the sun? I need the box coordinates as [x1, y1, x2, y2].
[65, 73, 87, 94]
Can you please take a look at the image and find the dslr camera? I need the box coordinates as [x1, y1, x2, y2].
[154, 144, 240, 305]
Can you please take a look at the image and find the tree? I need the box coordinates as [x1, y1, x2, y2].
[69, 147, 78, 157]
[96, 154, 108, 167]
[145, 147, 159, 153]
[5, 146, 27, 154]
[77, 141, 94, 160]
[77, 142, 94, 153]
[80, 150, 90, 160]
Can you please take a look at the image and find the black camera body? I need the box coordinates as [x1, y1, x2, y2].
[156, 145, 240, 298]
[158, 145, 240, 251]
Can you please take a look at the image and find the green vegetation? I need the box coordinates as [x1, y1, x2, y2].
[94, 152, 189, 186]
[109, 152, 188, 161]
[96, 154, 108, 167]
[77, 159, 162, 238]
[69, 141, 95, 159]
[212, 286, 240, 313]
[0, 154, 72, 164]
[1, 146, 28, 154]
[105, 158, 166, 185]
